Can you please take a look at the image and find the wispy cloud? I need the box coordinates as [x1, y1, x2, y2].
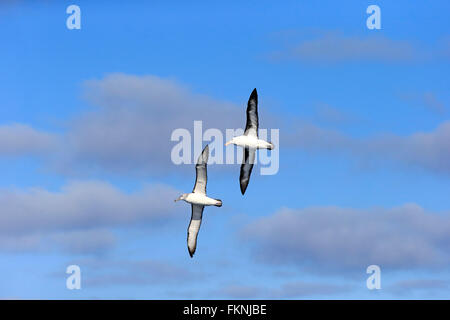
[0, 180, 179, 253]
[399, 91, 447, 115]
[4, 73, 449, 177]
[274, 281, 351, 298]
[242, 203, 450, 272]
[286, 120, 450, 175]
[215, 284, 264, 299]
[313, 102, 359, 126]
[0, 123, 57, 157]
[61, 73, 244, 175]
[214, 281, 351, 299]
[271, 32, 418, 64]
[0, 74, 252, 176]
[389, 279, 450, 297]
[269, 31, 449, 64]
[52, 229, 117, 255]
[62, 257, 204, 288]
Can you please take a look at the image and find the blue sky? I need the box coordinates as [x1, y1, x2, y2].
[0, 0, 449, 299]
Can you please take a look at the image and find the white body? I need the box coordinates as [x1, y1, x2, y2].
[183, 193, 220, 206]
[227, 135, 273, 149]
[175, 144, 222, 258]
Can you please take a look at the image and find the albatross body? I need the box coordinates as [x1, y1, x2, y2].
[174, 145, 222, 257]
[225, 88, 274, 195]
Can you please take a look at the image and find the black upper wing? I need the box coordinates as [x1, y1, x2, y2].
[244, 88, 258, 137]
[239, 147, 256, 195]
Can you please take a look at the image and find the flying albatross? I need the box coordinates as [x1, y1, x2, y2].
[225, 88, 275, 195]
[174, 145, 222, 257]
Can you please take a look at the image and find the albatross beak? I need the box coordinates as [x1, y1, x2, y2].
[225, 141, 231, 146]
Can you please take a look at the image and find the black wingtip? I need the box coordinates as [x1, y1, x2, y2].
[240, 181, 248, 195]
[189, 250, 194, 258]
[197, 144, 209, 164]
[250, 88, 257, 98]
[202, 144, 209, 157]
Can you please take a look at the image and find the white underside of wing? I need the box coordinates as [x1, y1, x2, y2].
[188, 219, 201, 253]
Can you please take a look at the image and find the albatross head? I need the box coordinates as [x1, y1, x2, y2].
[225, 137, 237, 146]
[174, 193, 188, 202]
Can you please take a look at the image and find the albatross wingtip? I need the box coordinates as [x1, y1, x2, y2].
[240, 182, 248, 195]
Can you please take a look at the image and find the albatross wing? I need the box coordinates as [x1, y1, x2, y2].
[240, 146, 256, 195]
[187, 204, 204, 257]
[244, 88, 259, 137]
[192, 145, 209, 194]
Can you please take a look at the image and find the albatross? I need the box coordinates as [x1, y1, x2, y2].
[174, 145, 222, 257]
[225, 88, 275, 195]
